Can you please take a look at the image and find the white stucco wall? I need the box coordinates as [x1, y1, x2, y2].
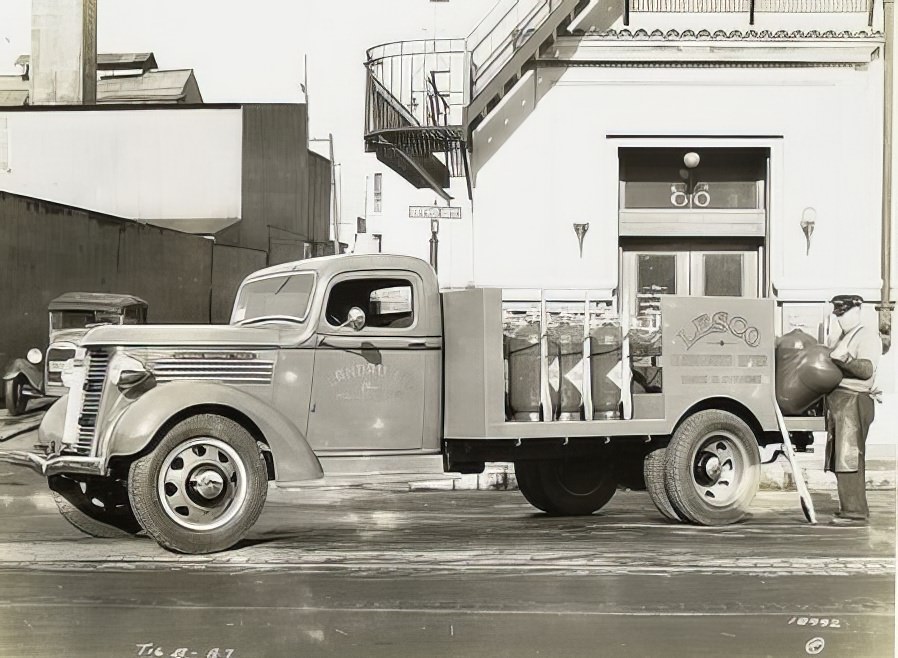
[472, 61, 883, 299]
[0, 108, 243, 225]
[469, 55, 898, 443]
[353, 167, 475, 289]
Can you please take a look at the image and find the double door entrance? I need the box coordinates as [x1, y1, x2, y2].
[617, 146, 768, 321]
[621, 241, 761, 321]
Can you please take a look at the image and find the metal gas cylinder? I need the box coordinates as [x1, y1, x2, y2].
[549, 316, 584, 420]
[589, 324, 622, 419]
[505, 313, 557, 421]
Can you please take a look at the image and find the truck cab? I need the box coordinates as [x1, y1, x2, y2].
[1, 254, 821, 554]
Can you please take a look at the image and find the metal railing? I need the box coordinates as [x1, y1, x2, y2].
[365, 39, 467, 134]
[630, 0, 867, 9]
[466, 0, 565, 100]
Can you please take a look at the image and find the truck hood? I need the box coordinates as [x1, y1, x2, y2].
[81, 324, 286, 348]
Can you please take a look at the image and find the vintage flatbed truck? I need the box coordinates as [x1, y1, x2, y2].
[2, 255, 822, 553]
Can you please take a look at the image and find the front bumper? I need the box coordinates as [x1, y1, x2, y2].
[0, 450, 104, 477]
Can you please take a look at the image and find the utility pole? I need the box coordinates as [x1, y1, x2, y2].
[328, 133, 340, 255]
[882, 0, 894, 352]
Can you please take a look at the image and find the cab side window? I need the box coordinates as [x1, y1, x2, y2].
[122, 306, 144, 325]
[325, 278, 414, 330]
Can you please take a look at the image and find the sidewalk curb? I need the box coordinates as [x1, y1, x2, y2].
[408, 459, 897, 492]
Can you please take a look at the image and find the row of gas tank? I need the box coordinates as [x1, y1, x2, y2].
[503, 316, 623, 421]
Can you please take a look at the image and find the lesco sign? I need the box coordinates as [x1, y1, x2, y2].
[677, 312, 761, 350]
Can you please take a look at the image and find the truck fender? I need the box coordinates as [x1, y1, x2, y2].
[38, 395, 68, 448]
[103, 381, 323, 484]
[3, 358, 43, 389]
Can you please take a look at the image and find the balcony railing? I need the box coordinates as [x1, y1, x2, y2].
[630, 0, 868, 10]
[365, 1, 574, 139]
[365, 39, 467, 135]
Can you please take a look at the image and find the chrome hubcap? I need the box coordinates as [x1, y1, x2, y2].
[158, 438, 247, 531]
[691, 432, 748, 507]
[190, 468, 226, 501]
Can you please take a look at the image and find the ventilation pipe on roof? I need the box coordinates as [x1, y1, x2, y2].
[31, 0, 98, 105]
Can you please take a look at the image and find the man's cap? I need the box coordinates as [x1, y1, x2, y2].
[830, 294, 863, 315]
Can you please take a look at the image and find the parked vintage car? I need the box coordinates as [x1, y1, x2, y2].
[3, 293, 148, 415]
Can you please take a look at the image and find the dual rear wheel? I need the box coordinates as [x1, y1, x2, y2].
[515, 411, 761, 526]
[644, 410, 761, 525]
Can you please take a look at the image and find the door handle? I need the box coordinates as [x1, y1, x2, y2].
[408, 342, 427, 349]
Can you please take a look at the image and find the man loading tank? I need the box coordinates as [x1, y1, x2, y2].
[825, 294, 882, 526]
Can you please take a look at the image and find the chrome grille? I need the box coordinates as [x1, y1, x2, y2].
[151, 358, 274, 384]
[76, 350, 110, 455]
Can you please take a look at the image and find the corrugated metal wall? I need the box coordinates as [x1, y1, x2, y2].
[239, 104, 311, 253]
[308, 152, 332, 244]
[0, 192, 260, 374]
[235, 104, 332, 252]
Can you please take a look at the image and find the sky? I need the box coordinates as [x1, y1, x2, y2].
[0, 0, 490, 233]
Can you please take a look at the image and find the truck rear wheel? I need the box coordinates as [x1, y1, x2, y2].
[664, 410, 760, 526]
[643, 449, 684, 522]
[528, 458, 617, 516]
[514, 461, 551, 513]
[49, 474, 143, 538]
[128, 414, 268, 554]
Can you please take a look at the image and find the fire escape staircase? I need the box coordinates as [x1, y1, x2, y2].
[364, 0, 588, 200]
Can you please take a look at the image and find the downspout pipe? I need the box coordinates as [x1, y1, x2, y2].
[882, 0, 894, 353]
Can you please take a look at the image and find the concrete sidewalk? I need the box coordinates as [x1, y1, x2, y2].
[412, 446, 898, 493]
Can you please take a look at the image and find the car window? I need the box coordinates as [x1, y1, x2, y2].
[123, 306, 143, 325]
[325, 278, 415, 330]
[233, 273, 315, 324]
[51, 311, 95, 330]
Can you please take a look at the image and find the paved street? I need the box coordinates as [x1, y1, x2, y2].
[0, 434, 894, 658]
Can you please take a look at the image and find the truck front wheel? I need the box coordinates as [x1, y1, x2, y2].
[49, 474, 143, 538]
[4, 376, 27, 416]
[664, 410, 760, 526]
[519, 458, 617, 516]
[128, 414, 268, 554]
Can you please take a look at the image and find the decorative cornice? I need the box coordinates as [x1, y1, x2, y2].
[581, 27, 884, 40]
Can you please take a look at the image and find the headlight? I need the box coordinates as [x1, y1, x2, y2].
[109, 354, 146, 386]
[27, 348, 43, 365]
[108, 353, 153, 390]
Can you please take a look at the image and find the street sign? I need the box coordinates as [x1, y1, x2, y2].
[409, 206, 462, 219]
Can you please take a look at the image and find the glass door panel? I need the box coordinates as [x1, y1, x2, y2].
[689, 251, 759, 298]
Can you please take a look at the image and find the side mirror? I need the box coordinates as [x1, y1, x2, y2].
[343, 307, 366, 332]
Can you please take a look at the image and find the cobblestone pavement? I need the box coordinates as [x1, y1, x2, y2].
[0, 454, 894, 657]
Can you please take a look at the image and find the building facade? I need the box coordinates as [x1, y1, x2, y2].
[365, 0, 897, 441]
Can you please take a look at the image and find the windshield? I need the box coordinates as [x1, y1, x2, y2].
[51, 310, 122, 331]
[232, 273, 315, 325]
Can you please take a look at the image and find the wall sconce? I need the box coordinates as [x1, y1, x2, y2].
[800, 207, 816, 256]
[573, 223, 589, 258]
[683, 151, 701, 169]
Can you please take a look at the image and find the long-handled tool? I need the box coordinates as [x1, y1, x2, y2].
[539, 291, 554, 422]
[771, 396, 817, 524]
